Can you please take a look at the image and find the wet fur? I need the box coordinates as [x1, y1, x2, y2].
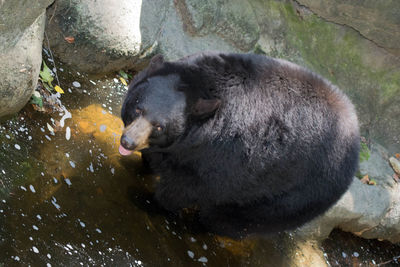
[121, 52, 360, 238]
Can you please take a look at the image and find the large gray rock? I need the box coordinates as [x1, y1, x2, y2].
[295, 143, 400, 243]
[45, 0, 161, 73]
[0, 0, 53, 118]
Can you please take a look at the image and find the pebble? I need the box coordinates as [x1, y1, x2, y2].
[389, 157, 400, 175]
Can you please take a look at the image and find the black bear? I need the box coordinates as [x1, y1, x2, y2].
[119, 52, 360, 238]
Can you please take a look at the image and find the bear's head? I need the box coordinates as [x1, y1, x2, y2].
[119, 55, 221, 155]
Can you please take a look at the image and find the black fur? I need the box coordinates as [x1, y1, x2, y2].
[121, 52, 360, 238]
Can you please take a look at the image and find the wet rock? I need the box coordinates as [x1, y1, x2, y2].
[295, 143, 400, 243]
[0, 0, 54, 118]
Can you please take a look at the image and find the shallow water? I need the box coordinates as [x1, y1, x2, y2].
[0, 59, 399, 266]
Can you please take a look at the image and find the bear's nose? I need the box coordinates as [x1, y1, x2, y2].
[120, 134, 137, 150]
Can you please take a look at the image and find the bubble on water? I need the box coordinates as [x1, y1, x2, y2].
[32, 246, 39, 253]
[60, 109, 72, 128]
[47, 263, 52, 267]
[113, 78, 119, 83]
[111, 168, 115, 175]
[5, 134, 10, 139]
[80, 221, 86, 228]
[69, 161, 76, 168]
[20, 186, 27, 191]
[2, 170, 5, 174]
[14, 144, 21, 150]
[89, 163, 94, 173]
[45, 135, 51, 141]
[66, 127, 71, 140]
[90, 80, 96, 85]
[64, 178, 72, 186]
[187, 250, 194, 259]
[47, 253, 51, 259]
[202, 244, 208, 250]
[81, 243, 86, 248]
[53, 177, 58, 184]
[198, 256, 208, 263]
[99, 125, 106, 132]
[36, 215, 42, 220]
[353, 252, 359, 257]
[51, 197, 60, 210]
[342, 252, 347, 258]
[190, 237, 196, 242]
[72, 81, 81, 88]
[33, 225, 39, 231]
[65, 153, 70, 158]
[29, 185, 36, 193]
[95, 228, 102, 233]
[28, 136, 32, 140]
[13, 256, 20, 261]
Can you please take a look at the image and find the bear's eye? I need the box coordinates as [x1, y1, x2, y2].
[154, 124, 163, 132]
[135, 108, 142, 115]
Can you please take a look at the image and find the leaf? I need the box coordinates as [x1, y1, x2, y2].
[119, 77, 128, 86]
[368, 179, 377, 185]
[43, 82, 53, 93]
[396, 153, 400, 159]
[31, 94, 43, 108]
[360, 174, 369, 184]
[64, 36, 75, 43]
[359, 143, 370, 162]
[39, 61, 54, 87]
[54, 85, 64, 94]
[119, 70, 129, 80]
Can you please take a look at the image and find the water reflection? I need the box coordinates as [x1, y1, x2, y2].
[0, 61, 399, 266]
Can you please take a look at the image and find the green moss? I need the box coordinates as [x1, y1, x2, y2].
[253, 44, 267, 55]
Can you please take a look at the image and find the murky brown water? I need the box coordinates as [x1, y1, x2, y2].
[1, 56, 399, 266]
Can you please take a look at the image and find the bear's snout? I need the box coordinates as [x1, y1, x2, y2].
[120, 116, 152, 154]
[120, 134, 137, 150]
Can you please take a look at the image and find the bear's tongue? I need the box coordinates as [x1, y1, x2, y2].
[119, 145, 133, 156]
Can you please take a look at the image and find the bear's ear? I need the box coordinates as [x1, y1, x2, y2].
[149, 54, 164, 69]
[192, 98, 221, 118]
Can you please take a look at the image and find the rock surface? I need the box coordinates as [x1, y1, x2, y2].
[0, 0, 53, 118]
[295, 143, 400, 243]
[295, 0, 400, 57]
